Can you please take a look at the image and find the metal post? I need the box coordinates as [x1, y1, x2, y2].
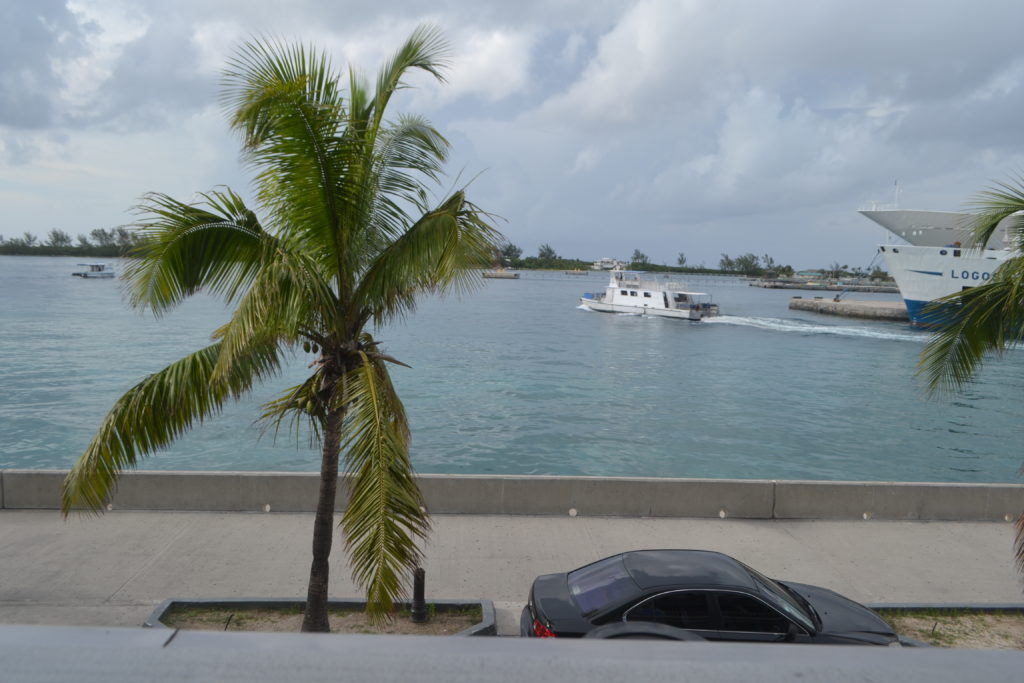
[410, 567, 427, 623]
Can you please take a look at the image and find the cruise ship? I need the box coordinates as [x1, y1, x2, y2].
[860, 208, 1013, 324]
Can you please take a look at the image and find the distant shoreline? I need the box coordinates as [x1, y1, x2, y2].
[0, 247, 124, 257]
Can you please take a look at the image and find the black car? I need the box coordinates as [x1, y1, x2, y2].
[521, 549, 899, 645]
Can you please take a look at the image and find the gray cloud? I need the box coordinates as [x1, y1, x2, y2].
[4, 0, 1024, 268]
[0, 1, 80, 128]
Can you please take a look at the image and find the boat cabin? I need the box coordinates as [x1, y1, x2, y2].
[581, 270, 719, 320]
[72, 263, 115, 278]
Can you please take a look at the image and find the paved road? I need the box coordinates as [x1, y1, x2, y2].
[1, 510, 1021, 635]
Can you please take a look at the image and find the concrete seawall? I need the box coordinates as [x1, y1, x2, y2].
[3, 470, 1021, 522]
[788, 296, 908, 321]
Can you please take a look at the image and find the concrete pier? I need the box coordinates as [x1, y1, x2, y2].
[789, 296, 908, 321]
[753, 280, 898, 293]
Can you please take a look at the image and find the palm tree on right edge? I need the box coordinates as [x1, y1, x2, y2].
[918, 176, 1024, 571]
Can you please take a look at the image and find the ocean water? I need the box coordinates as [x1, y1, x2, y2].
[1, 255, 1021, 483]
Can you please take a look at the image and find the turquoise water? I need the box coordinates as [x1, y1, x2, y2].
[1, 255, 1021, 482]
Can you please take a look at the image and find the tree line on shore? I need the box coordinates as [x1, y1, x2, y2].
[496, 242, 889, 280]
[3, 230, 888, 281]
[0, 228, 138, 256]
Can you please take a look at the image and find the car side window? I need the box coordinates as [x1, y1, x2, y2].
[624, 591, 715, 630]
[715, 593, 789, 633]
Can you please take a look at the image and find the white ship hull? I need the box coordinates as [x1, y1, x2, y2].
[879, 244, 1008, 323]
[582, 298, 709, 320]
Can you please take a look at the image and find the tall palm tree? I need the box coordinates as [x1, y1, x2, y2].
[60, 26, 502, 632]
[918, 176, 1024, 570]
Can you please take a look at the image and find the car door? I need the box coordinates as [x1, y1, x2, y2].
[711, 591, 794, 642]
[621, 590, 717, 637]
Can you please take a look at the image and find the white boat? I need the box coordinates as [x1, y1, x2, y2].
[860, 209, 1016, 324]
[590, 257, 626, 270]
[482, 269, 519, 279]
[71, 263, 115, 279]
[580, 270, 720, 321]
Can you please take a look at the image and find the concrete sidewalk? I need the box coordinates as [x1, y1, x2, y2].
[1, 510, 1022, 635]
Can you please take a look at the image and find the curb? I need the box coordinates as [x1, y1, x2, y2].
[143, 598, 496, 636]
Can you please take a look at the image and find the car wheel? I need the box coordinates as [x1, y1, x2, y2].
[583, 622, 707, 640]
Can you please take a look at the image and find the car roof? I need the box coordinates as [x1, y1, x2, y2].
[621, 550, 757, 591]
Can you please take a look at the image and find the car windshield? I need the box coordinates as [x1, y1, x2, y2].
[740, 562, 816, 633]
[568, 556, 638, 616]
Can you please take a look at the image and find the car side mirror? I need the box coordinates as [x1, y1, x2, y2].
[784, 622, 798, 642]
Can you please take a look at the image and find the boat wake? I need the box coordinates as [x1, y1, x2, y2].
[705, 315, 923, 343]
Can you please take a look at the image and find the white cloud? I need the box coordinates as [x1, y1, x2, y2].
[191, 21, 245, 76]
[569, 146, 607, 174]
[54, 0, 150, 110]
[446, 28, 535, 102]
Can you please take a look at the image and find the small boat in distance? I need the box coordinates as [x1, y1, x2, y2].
[482, 268, 519, 279]
[591, 257, 626, 270]
[580, 270, 720, 321]
[71, 263, 115, 279]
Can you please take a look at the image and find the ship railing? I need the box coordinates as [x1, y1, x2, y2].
[859, 200, 899, 211]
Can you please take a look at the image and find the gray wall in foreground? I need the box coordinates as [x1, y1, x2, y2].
[2, 470, 1021, 521]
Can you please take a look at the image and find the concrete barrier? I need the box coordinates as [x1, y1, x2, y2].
[774, 480, 1024, 521]
[417, 475, 774, 518]
[2, 470, 1021, 521]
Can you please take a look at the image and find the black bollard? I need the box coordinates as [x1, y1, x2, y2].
[410, 567, 427, 623]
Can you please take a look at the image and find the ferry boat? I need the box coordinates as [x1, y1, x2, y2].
[580, 270, 720, 321]
[860, 209, 1016, 324]
[71, 263, 115, 279]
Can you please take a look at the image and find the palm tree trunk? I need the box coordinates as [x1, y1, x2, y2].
[301, 406, 344, 632]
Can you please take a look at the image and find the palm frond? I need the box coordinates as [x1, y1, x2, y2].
[354, 190, 504, 325]
[62, 339, 282, 514]
[339, 346, 428, 623]
[919, 255, 1024, 394]
[966, 174, 1024, 249]
[212, 248, 337, 383]
[222, 38, 351, 276]
[367, 115, 451, 242]
[369, 24, 449, 132]
[123, 189, 268, 314]
[259, 373, 327, 446]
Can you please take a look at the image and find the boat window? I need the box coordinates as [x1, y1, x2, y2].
[629, 291, 638, 297]
[674, 294, 688, 303]
[620, 290, 628, 295]
[953, 249, 961, 257]
[940, 250, 948, 255]
[643, 292, 651, 298]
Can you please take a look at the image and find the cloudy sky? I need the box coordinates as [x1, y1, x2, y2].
[3, 0, 1024, 269]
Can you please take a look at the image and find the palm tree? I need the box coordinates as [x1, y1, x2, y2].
[60, 26, 502, 632]
[918, 176, 1024, 570]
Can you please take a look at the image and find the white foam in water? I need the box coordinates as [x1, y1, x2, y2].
[705, 315, 924, 343]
